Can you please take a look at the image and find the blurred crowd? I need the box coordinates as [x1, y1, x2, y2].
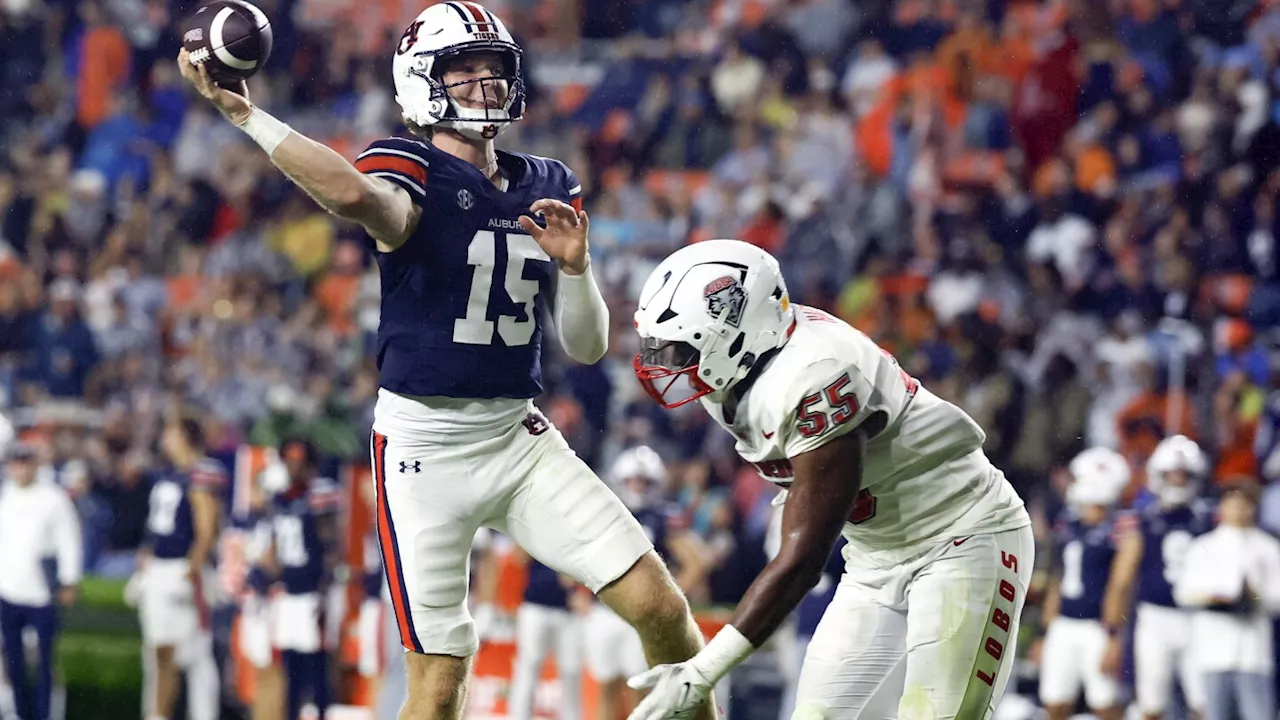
[4, 0, 1280, 708]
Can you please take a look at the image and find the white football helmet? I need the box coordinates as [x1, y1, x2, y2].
[610, 445, 667, 509]
[1066, 447, 1131, 508]
[1146, 434, 1208, 507]
[633, 239, 794, 408]
[391, 2, 525, 141]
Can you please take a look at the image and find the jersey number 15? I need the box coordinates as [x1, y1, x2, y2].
[454, 230, 550, 346]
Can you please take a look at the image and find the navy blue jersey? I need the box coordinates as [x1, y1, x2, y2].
[1054, 516, 1118, 620]
[243, 511, 275, 595]
[147, 458, 227, 560]
[355, 137, 583, 400]
[634, 503, 680, 562]
[523, 560, 570, 608]
[522, 561, 568, 604]
[797, 539, 845, 637]
[272, 478, 340, 595]
[1131, 501, 1215, 607]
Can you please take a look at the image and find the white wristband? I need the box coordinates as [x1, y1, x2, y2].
[239, 106, 292, 156]
[689, 624, 755, 684]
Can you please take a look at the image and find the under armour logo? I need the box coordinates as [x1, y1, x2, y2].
[456, 189, 473, 210]
[399, 461, 421, 474]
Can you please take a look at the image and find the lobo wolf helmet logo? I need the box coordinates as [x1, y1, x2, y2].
[703, 275, 746, 328]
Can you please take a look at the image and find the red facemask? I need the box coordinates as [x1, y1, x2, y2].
[632, 338, 714, 409]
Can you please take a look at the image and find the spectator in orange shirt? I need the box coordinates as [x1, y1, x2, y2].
[76, 1, 131, 130]
[312, 240, 364, 338]
[1117, 361, 1198, 484]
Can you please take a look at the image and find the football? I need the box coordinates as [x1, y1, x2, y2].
[182, 0, 273, 88]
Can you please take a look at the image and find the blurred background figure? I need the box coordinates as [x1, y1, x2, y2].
[508, 554, 584, 720]
[1176, 481, 1280, 720]
[0, 441, 80, 720]
[134, 416, 224, 720]
[1102, 435, 1215, 720]
[260, 438, 340, 720]
[1037, 447, 1131, 720]
[585, 446, 703, 720]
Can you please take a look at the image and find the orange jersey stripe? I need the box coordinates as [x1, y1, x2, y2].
[355, 155, 427, 187]
[570, 196, 583, 213]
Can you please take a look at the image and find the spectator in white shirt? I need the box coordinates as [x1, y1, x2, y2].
[0, 442, 82, 720]
[1175, 481, 1280, 720]
[841, 40, 897, 119]
[709, 39, 765, 117]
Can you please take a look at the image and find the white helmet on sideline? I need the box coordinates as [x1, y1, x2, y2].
[391, 2, 525, 140]
[1066, 447, 1131, 509]
[1146, 434, 1208, 507]
[610, 446, 667, 510]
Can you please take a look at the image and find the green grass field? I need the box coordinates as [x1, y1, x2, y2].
[58, 578, 144, 719]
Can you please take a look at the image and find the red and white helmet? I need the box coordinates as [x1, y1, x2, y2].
[1066, 447, 1131, 509]
[390, 2, 525, 141]
[633, 240, 794, 408]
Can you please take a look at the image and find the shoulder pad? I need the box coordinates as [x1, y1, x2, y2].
[355, 137, 432, 200]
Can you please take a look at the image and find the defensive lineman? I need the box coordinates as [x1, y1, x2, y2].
[177, 4, 712, 718]
[628, 239, 1033, 719]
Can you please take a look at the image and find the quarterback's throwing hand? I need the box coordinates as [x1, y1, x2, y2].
[626, 662, 712, 720]
[177, 48, 253, 126]
[519, 199, 590, 275]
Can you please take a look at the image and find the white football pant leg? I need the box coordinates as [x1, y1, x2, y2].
[492, 424, 652, 593]
[554, 609, 584, 720]
[1135, 603, 1200, 715]
[899, 526, 1033, 719]
[792, 580, 908, 718]
[371, 430, 484, 657]
[510, 603, 558, 720]
[1039, 617, 1120, 710]
[183, 632, 220, 720]
[1038, 618, 1084, 707]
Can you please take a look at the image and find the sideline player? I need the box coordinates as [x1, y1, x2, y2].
[1037, 447, 1130, 720]
[1102, 435, 1213, 720]
[586, 447, 706, 720]
[509, 553, 584, 720]
[177, 4, 713, 718]
[627, 239, 1033, 719]
[135, 418, 224, 720]
[263, 439, 341, 720]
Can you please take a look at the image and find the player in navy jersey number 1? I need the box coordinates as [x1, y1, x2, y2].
[1036, 448, 1131, 720]
[177, 4, 714, 719]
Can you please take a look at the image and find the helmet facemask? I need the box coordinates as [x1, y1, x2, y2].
[634, 337, 714, 409]
[633, 240, 795, 410]
[400, 44, 526, 140]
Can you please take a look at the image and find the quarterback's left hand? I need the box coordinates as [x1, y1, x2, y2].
[518, 199, 590, 275]
[626, 662, 713, 720]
